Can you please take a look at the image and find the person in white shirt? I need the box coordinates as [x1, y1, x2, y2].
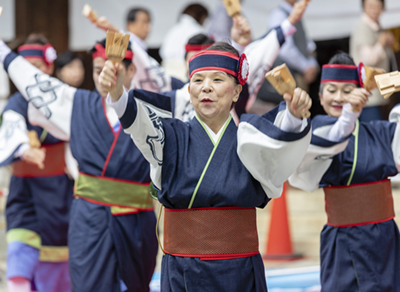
[159, 3, 209, 81]
[350, 0, 397, 121]
[125, 7, 151, 52]
[96, 7, 152, 52]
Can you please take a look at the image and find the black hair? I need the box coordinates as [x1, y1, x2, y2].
[126, 7, 151, 23]
[185, 33, 215, 59]
[90, 39, 133, 69]
[328, 52, 356, 66]
[320, 52, 359, 94]
[187, 33, 215, 46]
[362, 0, 385, 9]
[24, 33, 49, 45]
[55, 51, 84, 70]
[182, 4, 208, 25]
[205, 41, 240, 85]
[205, 41, 239, 56]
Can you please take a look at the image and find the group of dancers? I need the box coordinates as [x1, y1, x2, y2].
[0, 0, 399, 291]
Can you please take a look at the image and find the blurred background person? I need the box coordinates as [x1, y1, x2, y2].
[207, 0, 234, 42]
[253, 0, 318, 114]
[125, 7, 151, 51]
[1, 33, 73, 292]
[350, 0, 398, 121]
[95, 7, 151, 52]
[159, 3, 208, 81]
[255, 0, 319, 114]
[269, 0, 319, 88]
[55, 51, 85, 88]
[207, 0, 245, 43]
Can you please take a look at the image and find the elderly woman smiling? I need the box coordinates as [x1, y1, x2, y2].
[99, 42, 312, 292]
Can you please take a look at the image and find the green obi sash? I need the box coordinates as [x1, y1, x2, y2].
[74, 173, 154, 210]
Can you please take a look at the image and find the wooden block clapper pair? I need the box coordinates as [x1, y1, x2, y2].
[265, 64, 311, 118]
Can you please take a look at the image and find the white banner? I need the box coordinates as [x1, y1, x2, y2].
[0, 0, 398, 50]
[0, 0, 15, 42]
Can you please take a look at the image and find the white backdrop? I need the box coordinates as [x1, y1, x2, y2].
[0, 0, 15, 41]
[0, 0, 400, 49]
[70, 0, 400, 50]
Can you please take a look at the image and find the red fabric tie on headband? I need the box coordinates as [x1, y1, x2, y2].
[185, 43, 213, 53]
[92, 43, 134, 61]
[92, 44, 107, 60]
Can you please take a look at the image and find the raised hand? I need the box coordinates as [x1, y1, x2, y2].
[22, 147, 46, 169]
[231, 16, 251, 47]
[288, 0, 310, 25]
[98, 60, 125, 102]
[95, 16, 120, 33]
[344, 88, 370, 113]
[284, 87, 312, 119]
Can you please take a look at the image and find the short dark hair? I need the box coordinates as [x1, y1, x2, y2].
[362, 0, 385, 9]
[320, 52, 358, 94]
[126, 7, 151, 23]
[185, 33, 215, 59]
[55, 51, 84, 70]
[187, 33, 215, 46]
[182, 4, 208, 24]
[24, 33, 49, 45]
[206, 41, 239, 56]
[328, 52, 356, 66]
[90, 39, 133, 69]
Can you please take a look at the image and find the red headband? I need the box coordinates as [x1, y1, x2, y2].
[185, 43, 213, 53]
[18, 44, 57, 66]
[92, 43, 134, 61]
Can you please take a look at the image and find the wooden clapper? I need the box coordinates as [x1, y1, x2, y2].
[222, 0, 241, 18]
[28, 131, 41, 149]
[82, 4, 98, 23]
[223, 0, 310, 18]
[359, 63, 385, 92]
[375, 71, 400, 99]
[105, 31, 130, 64]
[265, 64, 311, 118]
[105, 31, 130, 91]
[355, 63, 385, 112]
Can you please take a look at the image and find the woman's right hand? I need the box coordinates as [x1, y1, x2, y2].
[95, 16, 120, 32]
[99, 60, 125, 102]
[345, 88, 371, 112]
[22, 147, 46, 169]
[288, 0, 310, 25]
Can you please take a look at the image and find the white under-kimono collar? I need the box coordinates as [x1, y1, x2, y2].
[198, 115, 231, 144]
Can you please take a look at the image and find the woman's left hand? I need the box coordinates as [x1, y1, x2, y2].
[284, 87, 312, 119]
[231, 16, 251, 47]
